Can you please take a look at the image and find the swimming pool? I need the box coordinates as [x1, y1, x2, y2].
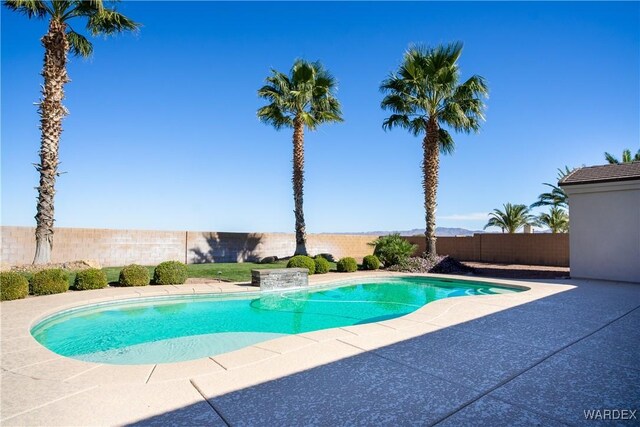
[31, 276, 523, 364]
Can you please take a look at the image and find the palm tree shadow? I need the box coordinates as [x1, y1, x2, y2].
[189, 232, 264, 263]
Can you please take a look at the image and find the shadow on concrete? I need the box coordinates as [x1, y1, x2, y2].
[124, 279, 640, 426]
[190, 233, 264, 264]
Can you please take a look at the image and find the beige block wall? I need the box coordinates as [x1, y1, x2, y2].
[1, 226, 186, 267]
[1, 226, 376, 267]
[406, 233, 569, 267]
[1, 226, 568, 268]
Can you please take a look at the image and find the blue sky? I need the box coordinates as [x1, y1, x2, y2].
[2, 1, 639, 233]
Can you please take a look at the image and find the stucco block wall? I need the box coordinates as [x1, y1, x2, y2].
[1, 227, 376, 267]
[1, 227, 186, 267]
[405, 233, 569, 267]
[564, 182, 640, 283]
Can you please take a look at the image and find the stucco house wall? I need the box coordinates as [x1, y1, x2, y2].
[563, 180, 640, 283]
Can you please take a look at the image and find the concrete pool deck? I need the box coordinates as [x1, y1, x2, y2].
[1, 272, 639, 426]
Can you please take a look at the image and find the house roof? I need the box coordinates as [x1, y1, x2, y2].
[559, 162, 640, 186]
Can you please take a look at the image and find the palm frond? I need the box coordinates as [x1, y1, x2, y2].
[256, 104, 293, 130]
[3, 0, 50, 18]
[86, 8, 139, 35]
[67, 29, 93, 57]
[438, 128, 455, 155]
[484, 203, 534, 233]
[604, 152, 619, 164]
[535, 206, 569, 233]
[257, 59, 343, 133]
[381, 41, 487, 145]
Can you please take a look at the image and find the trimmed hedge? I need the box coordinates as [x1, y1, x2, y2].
[0, 272, 29, 301]
[30, 269, 69, 296]
[286, 255, 316, 275]
[314, 256, 330, 274]
[74, 268, 108, 290]
[362, 254, 381, 271]
[336, 257, 358, 273]
[119, 264, 150, 287]
[153, 261, 188, 285]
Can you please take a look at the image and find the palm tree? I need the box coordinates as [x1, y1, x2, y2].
[380, 42, 488, 257]
[536, 206, 569, 233]
[531, 166, 573, 209]
[484, 203, 535, 234]
[604, 149, 640, 164]
[5, 0, 139, 264]
[257, 60, 343, 255]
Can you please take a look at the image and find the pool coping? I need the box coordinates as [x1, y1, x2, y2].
[1, 271, 573, 388]
[0, 272, 573, 382]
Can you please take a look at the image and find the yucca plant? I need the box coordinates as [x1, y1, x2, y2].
[380, 42, 488, 256]
[484, 203, 535, 234]
[257, 59, 343, 255]
[536, 206, 569, 233]
[4, 0, 139, 264]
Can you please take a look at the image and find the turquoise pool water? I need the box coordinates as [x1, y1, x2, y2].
[31, 276, 522, 364]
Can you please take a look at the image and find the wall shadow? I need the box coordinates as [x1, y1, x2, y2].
[125, 279, 640, 426]
[190, 232, 264, 264]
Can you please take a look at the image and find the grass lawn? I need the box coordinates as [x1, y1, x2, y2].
[103, 261, 337, 284]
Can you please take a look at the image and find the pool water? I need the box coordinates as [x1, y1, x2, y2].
[31, 277, 522, 364]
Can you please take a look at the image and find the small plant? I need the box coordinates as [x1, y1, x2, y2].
[153, 261, 188, 285]
[362, 254, 381, 271]
[30, 269, 69, 295]
[314, 256, 330, 274]
[286, 255, 316, 274]
[0, 272, 29, 301]
[336, 257, 358, 273]
[119, 264, 150, 287]
[370, 233, 417, 267]
[74, 268, 108, 290]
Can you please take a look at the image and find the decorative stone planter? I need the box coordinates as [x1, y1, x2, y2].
[251, 268, 309, 291]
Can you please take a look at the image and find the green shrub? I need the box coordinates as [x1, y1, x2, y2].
[119, 264, 150, 287]
[370, 233, 417, 267]
[286, 255, 316, 275]
[0, 272, 29, 301]
[314, 256, 330, 274]
[30, 269, 69, 296]
[73, 268, 108, 290]
[362, 254, 381, 271]
[153, 261, 188, 285]
[336, 257, 358, 273]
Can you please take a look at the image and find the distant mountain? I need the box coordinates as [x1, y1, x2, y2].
[344, 227, 481, 237]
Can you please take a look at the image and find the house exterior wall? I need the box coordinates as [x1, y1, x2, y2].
[563, 180, 640, 283]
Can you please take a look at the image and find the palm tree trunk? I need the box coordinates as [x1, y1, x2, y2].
[423, 118, 440, 257]
[292, 117, 308, 256]
[33, 19, 69, 265]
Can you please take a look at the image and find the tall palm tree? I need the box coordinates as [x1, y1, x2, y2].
[531, 166, 573, 209]
[380, 42, 488, 257]
[5, 0, 139, 264]
[257, 60, 343, 255]
[604, 149, 640, 164]
[484, 203, 535, 234]
[536, 206, 569, 233]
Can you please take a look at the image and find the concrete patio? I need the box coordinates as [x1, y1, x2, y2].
[1, 272, 638, 426]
